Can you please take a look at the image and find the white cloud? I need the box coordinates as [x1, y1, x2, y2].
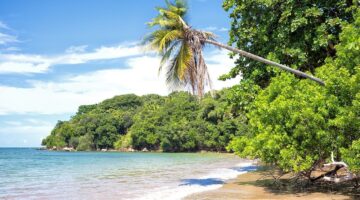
[203, 26, 228, 32]
[0, 43, 143, 74]
[0, 124, 53, 134]
[0, 50, 238, 115]
[65, 45, 88, 53]
[3, 119, 53, 131]
[1, 46, 21, 52]
[0, 121, 54, 147]
[0, 21, 9, 29]
[0, 21, 18, 45]
[0, 61, 49, 73]
[61, 44, 142, 64]
[4, 121, 22, 126]
[1, 118, 54, 136]
[206, 50, 240, 90]
[0, 32, 18, 45]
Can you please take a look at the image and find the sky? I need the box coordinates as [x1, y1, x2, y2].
[0, 0, 240, 147]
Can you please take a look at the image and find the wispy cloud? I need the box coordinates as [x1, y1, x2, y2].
[0, 43, 142, 74]
[0, 21, 18, 45]
[4, 118, 53, 128]
[1, 46, 21, 52]
[0, 119, 54, 147]
[0, 50, 238, 115]
[0, 32, 18, 45]
[203, 26, 229, 32]
[0, 21, 9, 29]
[65, 45, 88, 54]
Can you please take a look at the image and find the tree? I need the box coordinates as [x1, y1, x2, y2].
[144, 0, 324, 97]
[228, 9, 360, 180]
[42, 91, 248, 152]
[222, 0, 358, 86]
[77, 134, 94, 151]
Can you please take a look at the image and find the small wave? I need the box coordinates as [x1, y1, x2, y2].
[136, 161, 257, 200]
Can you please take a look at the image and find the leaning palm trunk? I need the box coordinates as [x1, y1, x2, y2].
[204, 39, 325, 85]
[182, 22, 325, 87]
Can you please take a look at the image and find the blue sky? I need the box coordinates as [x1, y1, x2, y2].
[0, 0, 239, 147]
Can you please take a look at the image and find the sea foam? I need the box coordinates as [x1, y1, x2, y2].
[136, 161, 256, 200]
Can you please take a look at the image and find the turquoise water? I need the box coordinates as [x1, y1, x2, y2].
[0, 148, 254, 200]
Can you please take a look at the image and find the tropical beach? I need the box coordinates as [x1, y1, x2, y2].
[1, 0, 360, 199]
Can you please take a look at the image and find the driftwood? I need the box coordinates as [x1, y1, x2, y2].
[312, 152, 357, 183]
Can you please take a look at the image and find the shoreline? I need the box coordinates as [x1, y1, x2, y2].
[184, 168, 356, 200]
[0, 148, 250, 200]
[36, 147, 232, 154]
[20, 148, 358, 199]
[136, 161, 257, 200]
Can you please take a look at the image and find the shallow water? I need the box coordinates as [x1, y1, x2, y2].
[0, 148, 254, 200]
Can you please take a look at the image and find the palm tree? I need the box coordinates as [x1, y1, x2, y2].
[144, 0, 325, 97]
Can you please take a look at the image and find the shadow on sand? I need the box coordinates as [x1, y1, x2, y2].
[236, 169, 360, 199]
[180, 178, 225, 186]
[179, 165, 258, 187]
[231, 165, 258, 173]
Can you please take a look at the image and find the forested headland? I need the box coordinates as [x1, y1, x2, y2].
[42, 90, 248, 152]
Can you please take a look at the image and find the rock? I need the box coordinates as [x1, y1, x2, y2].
[142, 147, 148, 152]
[63, 147, 74, 151]
[127, 147, 135, 152]
[118, 147, 135, 152]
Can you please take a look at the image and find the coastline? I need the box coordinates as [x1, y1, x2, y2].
[184, 169, 354, 200]
[37, 146, 232, 154]
[0, 148, 247, 200]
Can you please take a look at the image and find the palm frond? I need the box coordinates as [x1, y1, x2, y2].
[150, 0, 188, 29]
[202, 31, 217, 41]
[166, 58, 183, 90]
[147, 17, 179, 28]
[143, 30, 170, 52]
[159, 30, 183, 52]
[165, 41, 193, 89]
[159, 40, 181, 75]
[145, 0, 215, 97]
[165, 0, 187, 17]
[176, 42, 193, 80]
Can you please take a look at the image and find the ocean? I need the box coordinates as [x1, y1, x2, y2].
[0, 148, 255, 200]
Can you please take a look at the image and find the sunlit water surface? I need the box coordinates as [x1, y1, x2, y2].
[0, 148, 255, 200]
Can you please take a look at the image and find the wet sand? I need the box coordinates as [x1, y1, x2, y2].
[185, 169, 357, 200]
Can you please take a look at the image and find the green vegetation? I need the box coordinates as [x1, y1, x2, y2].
[222, 0, 357, 87]
[42, 91, 245, 152]
[43, 0, 360, 183]
[226, 5, 360, 179]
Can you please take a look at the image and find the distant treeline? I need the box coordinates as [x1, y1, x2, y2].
[42, 90, 247, 152]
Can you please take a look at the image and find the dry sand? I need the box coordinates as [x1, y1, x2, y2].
[184, 169, 358, 200]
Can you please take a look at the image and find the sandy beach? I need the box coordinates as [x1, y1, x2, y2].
[185, 168, 358, 200]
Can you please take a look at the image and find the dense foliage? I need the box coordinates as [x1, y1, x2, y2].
[42, 91, 246, 152]
[222, 0, 358, 87]
[227, 9, 360, 177]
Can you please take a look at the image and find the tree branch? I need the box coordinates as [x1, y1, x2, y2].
[311, 164, 344, 182]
